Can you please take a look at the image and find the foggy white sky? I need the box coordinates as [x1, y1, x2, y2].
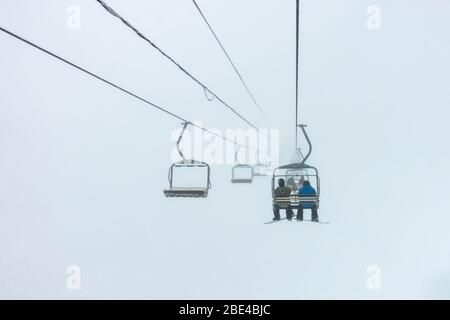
[1, 0, 450, 299]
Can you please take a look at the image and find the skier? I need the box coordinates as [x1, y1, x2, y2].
[273, 178, 294, 221]
[298, 175, 305, 188]
[297, 180, 319, 222]
[286, 177, 296, 191]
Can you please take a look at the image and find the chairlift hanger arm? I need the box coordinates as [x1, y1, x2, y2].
[176, 122, 190, 163]
[295, 0, 300, 150]
[234, 145, 241, 165]
[296, 124, 312, 165]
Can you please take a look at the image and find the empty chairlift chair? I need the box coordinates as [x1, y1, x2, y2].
[163, 122, 211, 198]
[253, 162, 268, 177]
[253, 150, 270, 177]
[253, 134, 270, 177]
[231, 146, 254, 183]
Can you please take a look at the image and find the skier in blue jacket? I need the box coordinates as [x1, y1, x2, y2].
[297, 180, 319, 222]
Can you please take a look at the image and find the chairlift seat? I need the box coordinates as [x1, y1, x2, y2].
[231, 178, 253, 183]
[163, 187, 209, 198]
[231, 164, 253, 184]
[274, 195, 320, 209]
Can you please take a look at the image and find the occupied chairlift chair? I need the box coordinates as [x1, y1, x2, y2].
[271, 2, 320, 213]
[163, 122, 211, 198]
[231, 146, 254, 184]
[272, 124, 320, 210]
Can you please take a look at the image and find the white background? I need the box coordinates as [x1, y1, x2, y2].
[1, 0, 450, 299]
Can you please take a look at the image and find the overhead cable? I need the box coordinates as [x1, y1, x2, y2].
[0, 26, 259, 152]
[96, 0, 269, 139]
[191, 0, 271, 125]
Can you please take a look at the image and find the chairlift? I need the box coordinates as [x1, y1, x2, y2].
[272, 163, 320, 209]
[231, 146, 253, 183]
[163, 122, 211, 198]
[272, 124, 320, 210]
[253, 150, 270, 177]
[271, 3, 321, 215]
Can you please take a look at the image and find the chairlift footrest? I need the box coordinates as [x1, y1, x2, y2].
[231, 179, 253, 183]
[163, 189, 208, 198]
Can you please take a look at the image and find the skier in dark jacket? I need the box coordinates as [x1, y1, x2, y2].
[297, 180, 319, 222]
[273, 178, 294, 221]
